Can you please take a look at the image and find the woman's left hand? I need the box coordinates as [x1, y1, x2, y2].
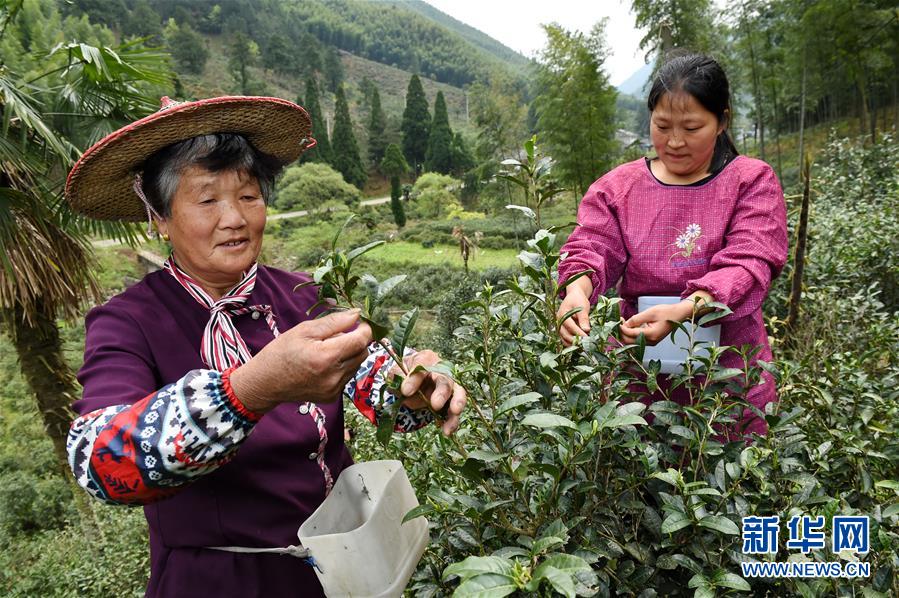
[619, 302, 692, 345]
[389, 350, 466, 436]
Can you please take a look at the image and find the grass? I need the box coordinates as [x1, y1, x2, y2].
[356, 241, 518, 271]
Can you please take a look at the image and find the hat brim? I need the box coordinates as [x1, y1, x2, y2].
[65, 96, 314, 221]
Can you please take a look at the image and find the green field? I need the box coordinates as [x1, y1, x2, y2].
[356, 241, 518, 270]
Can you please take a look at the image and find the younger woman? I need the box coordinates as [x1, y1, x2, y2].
[557, 53, 788, 435]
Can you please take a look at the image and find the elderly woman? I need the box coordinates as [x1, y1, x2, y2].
[64, 96, 466, 597]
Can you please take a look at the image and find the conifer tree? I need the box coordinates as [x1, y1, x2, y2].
[330, 85, 367, 189]
[401, 74, 430, 176]
[367, 87, 387, 169]
[380, 143, 409, 228]
[450, 132, 475, 176]
[425, 91, 454, 174]
[300, 76, 332, 164]
[535, 23, 618, 195]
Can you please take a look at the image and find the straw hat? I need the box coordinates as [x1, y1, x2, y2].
[65, 96, 316, 221]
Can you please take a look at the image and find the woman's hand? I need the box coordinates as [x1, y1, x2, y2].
[619, 292, 713, 345]
[619, 302, 691, 345]
[229, 309, 373, 413]
[389, 350, 467, 436]
[558, 276, 593, 346]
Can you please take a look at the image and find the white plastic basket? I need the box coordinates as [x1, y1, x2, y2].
[298, 460, 429, 597]
[637, 296, 721, 374]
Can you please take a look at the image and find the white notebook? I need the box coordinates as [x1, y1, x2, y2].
[636, 296, 721, 374]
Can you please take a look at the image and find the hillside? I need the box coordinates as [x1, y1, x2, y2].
[393, 0, 531, 73]
[66, 0, 525, 168]
[70, 0, 526, 89]
[178, 34, 473, 169]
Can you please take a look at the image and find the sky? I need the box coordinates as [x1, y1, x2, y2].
[421, 0, 648, 86]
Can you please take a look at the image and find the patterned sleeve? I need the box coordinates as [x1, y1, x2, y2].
[684, 164, 788, 321]
[557, 180, 628, 304]
[344, 342, 433, 433]
[67, 367, 259, 505]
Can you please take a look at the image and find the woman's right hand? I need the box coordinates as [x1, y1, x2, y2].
[557, 277, 593, 346]
[228, 309, 373, 414]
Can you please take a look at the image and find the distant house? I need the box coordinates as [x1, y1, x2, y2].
[615, 129, 651, 152]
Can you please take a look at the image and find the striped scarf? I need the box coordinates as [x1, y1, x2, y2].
[163, 257, 279, 371]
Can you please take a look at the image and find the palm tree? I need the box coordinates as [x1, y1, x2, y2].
[1, 2, 173, 521]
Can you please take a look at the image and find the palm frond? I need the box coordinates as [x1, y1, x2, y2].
[0, 187, 100, 322]
[0, 75, 74, 161]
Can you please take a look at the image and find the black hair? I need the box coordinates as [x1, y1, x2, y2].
[647, 52, 739, 173]
[141, 133, 284, 217]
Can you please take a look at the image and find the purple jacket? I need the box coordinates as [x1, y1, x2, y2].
[72, 266, 356, 597]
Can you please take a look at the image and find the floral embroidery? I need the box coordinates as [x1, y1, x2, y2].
[670, 223, 702, 260]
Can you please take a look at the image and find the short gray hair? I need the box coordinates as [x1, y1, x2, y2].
[140, 133, 284, 217]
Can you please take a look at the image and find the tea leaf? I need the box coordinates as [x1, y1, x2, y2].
[698, 515, 739, 535]
[390, 307, 419, 357]
[453, 574, 517, 598]
[443, 556, 514, 582]
[497, 392, 542, 415]
[346, 239, 385, 262]
[403, 503, 434, 523]
[661, 512, 692, 534]
[533, 565, 575, 598]
[522, 413, 577, 430]
[714, 571, 751, 591]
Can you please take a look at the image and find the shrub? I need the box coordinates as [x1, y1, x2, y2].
[410, 172, 460, 219]
[273, 162, 361, 212]
[384, 227, 899, 597]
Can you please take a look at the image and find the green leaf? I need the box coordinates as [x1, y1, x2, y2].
[599, 414, 648, 429]
[538, 352, 559, 369]
[468, 450, 505, 463]
[615, 402, 646, 417]
[497, 392, 542, 415]
[331, 214, 356, 250]
[652, 469, 682, 487]
[874, 480, 899, 492]
[531, 536, 565, 554]
[669, 425, 695, 440]
[714, 571, 751, 592]
[539, 554, 591, 575]
[661, 512, 692, 534]
[362, 315, 391, 343]
[522, 413, 577, 430]
[534, 565, 575, 598]
[697, 302, 732, 325]
[375, 400, 402, 447]
[698, 515, 739, 535]
[517, 250, 543, 270]
[505, 204, 536, 220]
[557, 306, 583, 327]
[556, 269, 594, 293]
[312, 263, 333, 283]
[710, 368, 743, 382]
[453, 573, 517, 598]
[376, 274, 406, 302]
[693, 587, 715, 598]
[390, 307, 419, 356]
[443, 556, 514, 582]
[687, 573, 707, 589]
[685, 487, 721, 497]
[403, 503, 434, 523]
[882, 502, 899, 517]
[346, 240, 384, 262]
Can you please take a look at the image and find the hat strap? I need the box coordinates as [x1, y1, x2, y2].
[133, 174, 164, 235]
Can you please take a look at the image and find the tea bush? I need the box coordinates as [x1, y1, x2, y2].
[373, 226, 898, 597]
[349, 136, 899, 597]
